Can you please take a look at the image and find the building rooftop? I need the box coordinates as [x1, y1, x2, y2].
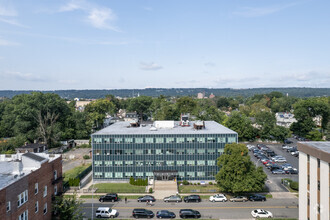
[0, 153, 61, 191]
[299, 141, 330, 154]
[93, 121, 237, 135]
[298, 141, 330, 163]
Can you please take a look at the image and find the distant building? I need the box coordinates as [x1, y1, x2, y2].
[16, 143, 48, 154]
[209, 93, 215, 99]
[124, 112, 139, 122]
[275, 112, 297, 128]
[298, 142, 329, 220]
[0, 152, 62, 220]
[197, 92, 205, 99]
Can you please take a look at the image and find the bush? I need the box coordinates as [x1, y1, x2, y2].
[83, 155, 90, 159]
[194, 183, 197, 185]
[68, 178, 80, 186]
[290, 181, 299, 191]
[197, 183, 200, 185]
[149, 188, 153, 193]
[209, 182, 213, 185]
[182, 180, 189, 185]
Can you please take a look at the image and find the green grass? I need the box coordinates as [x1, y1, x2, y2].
[63, 163, 91, 182]
[91, 183, 146, 193]
[179, 185, 219, 193]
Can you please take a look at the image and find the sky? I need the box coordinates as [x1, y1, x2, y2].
[0, 0, 330, 90]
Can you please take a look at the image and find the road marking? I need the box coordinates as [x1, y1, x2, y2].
[83, 206, 298, 210]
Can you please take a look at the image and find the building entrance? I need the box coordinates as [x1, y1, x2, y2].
[153, 170, 178, 181]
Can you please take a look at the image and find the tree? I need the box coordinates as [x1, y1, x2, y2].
[196, 106, 226, 124]
[175, 96, 197, 114]
[306, 129, 323, 141]
[270, 125, 290, 141]
[215, 143, 267, 193]
[85, 98, 116, 130]
[216, 97, 230, 109]
[255, 111, 276, 140]
[226, 111, 256, 141]
[53, 194, 83, 220]
[127, 96, 153, 121]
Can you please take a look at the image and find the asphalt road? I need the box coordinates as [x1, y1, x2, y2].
[249, 138, 299, 192]
[81, 198, 298, 219]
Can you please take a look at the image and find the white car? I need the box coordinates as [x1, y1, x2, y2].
[209, 194, 227, 202]
[95, 207, 118, 218]
[251, 209, 273, 218]
[274, 158, 287, 163]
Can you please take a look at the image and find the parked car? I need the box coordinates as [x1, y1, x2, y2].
[164, 195, 182, 203]
[156, 210, 176, 219]
[265, 161, 275, 168]
[269, 164, 281, 171]
[99, 193, 119, 202]
[291, 151, 299, 156]
[282, 145, 290, 150]
[272, 169, 286, 174]
[287, 147, 297, 152]
[184, 195, 201, 203]
[274, 157, 287, 163]
[209, 194, 227, 202]
[284, 139, 293, 144]
[281, 164, 293, 170]
[138, 195, 156, 203]
[132, 209, 154, 219]
[248, 194, 266, 202]
[266, 150, 276, 157]
[251, 209, 273, 218]
[285, 168, 299, 174]
[230, 196, 248, 202]
[96, 207, 118, 218]
[179, 209, 201, 219]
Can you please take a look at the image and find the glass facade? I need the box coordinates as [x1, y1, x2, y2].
[92, 132, 238, 181]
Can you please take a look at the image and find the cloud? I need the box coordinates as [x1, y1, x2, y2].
[59, 0, 120, 31]
[0, 37, 19, 46]
[204, 62, 215, 67]
[0, 3, 28, 28]
[0, 71, 46, 82]
[233, 3, 297, 17]
[0, 17, 29, 28]
[140, 62, 163, 71]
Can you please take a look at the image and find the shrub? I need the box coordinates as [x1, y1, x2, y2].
[290, 181, 299, 191]
[197, 183, 200, 185]
[149, 188, 153, 193]
[182, 180, 189, 185]
[129, 177, 135, 185]
[68, 178, 80, 186]
[83, 155, 90, 160]
[209, 182, 213, 185]
[194, 183, 197, 185]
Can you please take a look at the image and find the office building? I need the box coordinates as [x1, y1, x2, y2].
[298, 142, 329, 220]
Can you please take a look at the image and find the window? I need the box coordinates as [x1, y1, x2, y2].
[43, 186, 47, 197]
[94, 161, 102, 166]
[176, 137, 185, 143]
[114, 172, 123, 178]
[228, 137, 236, 143]
[145, 138, 154, 143]
[35, 183, 38, 194]
[166, 161, 174, 166]
[146, 149, 154, 155]
[155, 138, 164, 143]
[18, 190, 28, 207]
[54, 186, 58, 196]
[43, 203, 47, 215]
[94, 172, 102, 177]
[125, 149, 133, 155]
[178, 172, 185, 178]
[19, 210, 28, 220]
[6, 201, 10, 212]
[166, 149, 174, 155]
[135, 138, 143, 143]
[104, 138, 110, 143]
[208, 149, 216, 154]
[177, 161, 185, 166]
[136, 161, 144, 166]
[317, 159, 320, 168]
[104, 150, 110, 155]
[217, 148, 224, 154]
[197, 172, 205, 177]
[115, 150, 122, 155]
[307, 154, 310, 162]
[146, 161, 154, 166]
[197, 160, 205, 166]
[197, 137, 205, 143]
[166, 137, 174, 143]
[156, 161, 164, 166]
[187, 161, 195, 166]
[187, 149, 195, 155]
[177, 149, 185, 154]
[135, 149, 143, 155]
[146, 172, 153, 177]
[114, 138, 123, 143]
[125, 138, 133, 143]
[136, 172, 144, 177]
[105, 172, 112, 178]
[207, 137, 216, 143]
[217, 137, 225, 143]
[35, 201, 38, 213]
[54, 170, 57, 180]
[197, 149, 205, 154]
[125, 161, 133, 166]
[94, 138, 102, 143]
[104, 161, 112, 166]
[95, 150, 101, 155]
[187, 172, 195, 177]
[208, 160, 216, 166]
[115, 161, 123, 166]
[125, 172, 133, 177]
[186, 137, 195, 143]
[156, 149, 163, 155]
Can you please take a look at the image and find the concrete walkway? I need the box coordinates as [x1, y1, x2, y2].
[153, 180, 178, 199]
[271, 191, 298, 199]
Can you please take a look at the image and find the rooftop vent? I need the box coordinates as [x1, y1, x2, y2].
[194, 121, 205, 130]
[150, 126, 157, 131]
[180, 113, 190, 127]
[130, 119, 140, 127]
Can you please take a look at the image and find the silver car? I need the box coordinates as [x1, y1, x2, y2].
[163, 195, 182, 203]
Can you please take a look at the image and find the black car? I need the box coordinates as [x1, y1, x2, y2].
[156, 210, 176, 219]
[270, 164, 281, 171]
[284, 139, 293, 144]
[99, 193, 118, 202]
[132, 209, 154, 219]
[137, 195, 156, 202]
[179, 209, 201, 219]
[285, 168, 299, 174]
[249, 194, 266, 201]
[266, 150, 275, 157]
[183, 195, 201, 203]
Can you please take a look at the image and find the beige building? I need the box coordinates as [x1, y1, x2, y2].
[298, 142, 330, 220]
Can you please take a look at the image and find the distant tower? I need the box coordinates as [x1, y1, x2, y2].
[286, 93, 289, 97]
[209, 93, 215, 99]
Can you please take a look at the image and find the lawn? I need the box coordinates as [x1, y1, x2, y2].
[63, 163, 91, 182]
[91, 183, 146, 193]
[179, 185, 219, 193]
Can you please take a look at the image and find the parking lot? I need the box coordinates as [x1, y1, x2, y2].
[248, 138, 299, 192]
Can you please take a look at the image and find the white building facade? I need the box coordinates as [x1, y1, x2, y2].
[298, 142, 330, 220]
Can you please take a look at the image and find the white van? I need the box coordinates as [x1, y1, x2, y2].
[95, 207, 118, 218]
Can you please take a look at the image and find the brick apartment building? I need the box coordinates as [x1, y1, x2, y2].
[0, 152, 62, 220]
